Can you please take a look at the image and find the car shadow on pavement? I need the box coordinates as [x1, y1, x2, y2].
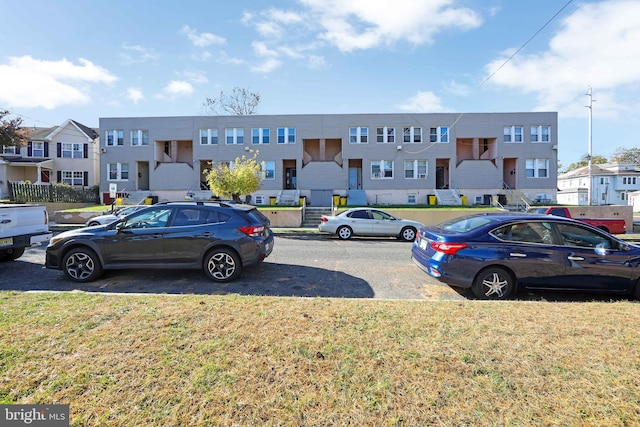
[1, 261, 374, 298]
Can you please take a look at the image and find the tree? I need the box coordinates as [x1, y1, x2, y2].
[611, 146, 640, 164]
[562, 154, 608, 173]
[205, 150, 263, 202]
[0, 110, 30, 149]
[202, 87, 261, 115]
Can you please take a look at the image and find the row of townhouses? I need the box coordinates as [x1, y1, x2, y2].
[96, 112, 560, 207]
[7, 111, 636, 209]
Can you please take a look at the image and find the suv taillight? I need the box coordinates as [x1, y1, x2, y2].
[239, 225, 264, 237]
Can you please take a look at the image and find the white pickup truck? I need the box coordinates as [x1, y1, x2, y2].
[0, 203, 52, 261]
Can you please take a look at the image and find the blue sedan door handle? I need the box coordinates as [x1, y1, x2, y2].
[567, 256, 584, 261]
[509, 253, 527, 257]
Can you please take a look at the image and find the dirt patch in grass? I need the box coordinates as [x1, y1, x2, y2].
[1, 292, 639, 426]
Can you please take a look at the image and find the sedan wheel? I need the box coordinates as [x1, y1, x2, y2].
[204, 248, 241, 282]
[400, 227, 417, 242]
[337, 226, 353, 240]
[62, 248, 103, 282]
[472, 267, 514, 300]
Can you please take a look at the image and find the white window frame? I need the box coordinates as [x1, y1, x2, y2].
[105, 130, 124, 146]
[200, 129, 218, 145]
[61, 142, 83, 158]
[371, 160, 394, 179]
[376, 126, 395, 143]
[61, 170, 84, 185]
[525, 158, 549, 178]
[349, 127, 368, 144]
[407, 194, 417, 205]
[107, 162, 129, 181]
[277, 127, 296, 144]
[404, 160, 427, 179]
[2, 146, 16, 154]
[504, 126, 523, 143]
[131, 129, 149, 146]
[531, 125, 550, 143]
[252, 128, 270, 144]
[225, 128, 244, 145]
[403, 127, 422, 143]
[430, 126, 449, 143]
[261, 161, 275, 180]
[32, 142, 45, 157]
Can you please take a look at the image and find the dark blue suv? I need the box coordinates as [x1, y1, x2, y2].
[46, 201, 274, 283]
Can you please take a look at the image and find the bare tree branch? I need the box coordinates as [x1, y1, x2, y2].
[202, 87, 261, 115]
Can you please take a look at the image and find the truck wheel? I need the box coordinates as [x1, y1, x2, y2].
[0, 247, 25, 262]
[62, 247, 104, 282]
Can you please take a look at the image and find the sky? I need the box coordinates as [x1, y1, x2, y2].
[1, 0, 639, 167]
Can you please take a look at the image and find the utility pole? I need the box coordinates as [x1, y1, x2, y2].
[586, 87, 594, 206]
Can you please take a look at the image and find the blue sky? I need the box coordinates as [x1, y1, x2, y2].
[1, 0, 638, 167]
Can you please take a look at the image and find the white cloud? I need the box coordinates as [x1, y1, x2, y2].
[484, 0, 640, 118]
[120, 43, 158, 64]
[397, 91, 449, 113]
[158, 80, 194, 98]
[240, 0, 481, 72]
[126, 87, 144, 104]
[181, 25, 225, 47]
[0, 56, 117, 109]
[299, 0, 482, 52]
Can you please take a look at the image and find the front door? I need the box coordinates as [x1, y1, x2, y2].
[285, 167, 297, 190]
[137, 161, 149, 190]
[436, 166, 445, 189]
[349, 167, 362, 190]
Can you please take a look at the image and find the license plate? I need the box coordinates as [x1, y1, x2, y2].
[419, 238, 427, 250]
[0, 237, 13, 247]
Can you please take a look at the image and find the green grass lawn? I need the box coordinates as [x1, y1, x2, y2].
[1, 292, 638, 426]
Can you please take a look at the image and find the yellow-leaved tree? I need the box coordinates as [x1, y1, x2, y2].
[205, 150, 262, 202]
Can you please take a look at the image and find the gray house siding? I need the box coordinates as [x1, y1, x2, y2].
[99, 112, 558, 206]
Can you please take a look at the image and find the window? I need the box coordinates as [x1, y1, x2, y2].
[526, 158, 549, 178]
[32, 142, 44, 157]
[61, 143, 83, 158]
[371, 160, 393, 179]
[404, 160, 427, 179]
[504, 126, 523, 143]
[623, 176, 637, 185]
[108, 162, 129, 181]
[407, 194, 416, 204]
[226, 128, 244, 144]
[261, 161, 275, 179]
[556, 223, 612, 249]
[531, 126, 550, 142]
[2, 146, 16, 154]
[349, 127, 368, 143]
[277, 127, 296, 144]
[200, 129, 218, 145]
[131, 129, 149, 146]
[61, 171, 84, 185]
[430, 127, 449, 143]
[403, 127, 422, 143]
[252, 128, 270, 144]
[106, 130, 124, 146]
[376, 127, 395, 143]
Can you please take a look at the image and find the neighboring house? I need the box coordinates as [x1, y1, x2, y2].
[0, 119, 100, 199]
[557, 162, 640, 206]
[98, 112, 558, 207]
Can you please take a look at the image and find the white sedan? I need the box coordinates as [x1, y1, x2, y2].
[318, 208, 423, 241]
[85, 205, 149, 226]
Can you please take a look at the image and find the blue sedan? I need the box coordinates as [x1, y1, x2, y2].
[411, 212, 640, 300]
